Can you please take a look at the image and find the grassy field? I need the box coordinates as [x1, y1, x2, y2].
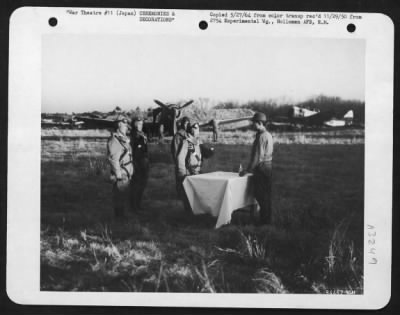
[41, 139, 364, 293]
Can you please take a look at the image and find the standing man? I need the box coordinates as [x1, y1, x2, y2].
[171, 117, 191, 212]
[240, 112, 274, 225]
[211, 119, 220, 143]
[171, 116, 190, 162]
[107, 115, 134, 218]
[182, 122, 202, 176]
[130, 116, 150, 212]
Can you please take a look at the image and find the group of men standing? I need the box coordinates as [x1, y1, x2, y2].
[107, 115, 149, 217]
[107, 111, 274, 225]
[107, 114, 206, 217]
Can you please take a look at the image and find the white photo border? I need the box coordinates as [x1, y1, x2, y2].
[7, 7, 394, 309]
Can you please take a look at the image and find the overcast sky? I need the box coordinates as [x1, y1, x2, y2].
[42, 34, 365, 113]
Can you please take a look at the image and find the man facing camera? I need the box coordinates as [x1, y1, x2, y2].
[240, 112, 274, 225]
[171, 117, 191, 213]
[107, 115, 134, 218]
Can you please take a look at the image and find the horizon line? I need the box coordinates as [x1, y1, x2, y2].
[42, 95, 365, 114]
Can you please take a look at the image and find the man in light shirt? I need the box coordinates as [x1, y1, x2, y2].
[240, 112, 274, 225]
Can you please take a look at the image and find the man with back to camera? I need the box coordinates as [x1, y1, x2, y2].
[107, 114, 134, 218]
[130, 116, 149, 212]
[240, 112, 274, 225]
[211, 119, 220, 142]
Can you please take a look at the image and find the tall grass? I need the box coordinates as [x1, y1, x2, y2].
[41, 139, 364, 293]
[323, 217, 363, 291]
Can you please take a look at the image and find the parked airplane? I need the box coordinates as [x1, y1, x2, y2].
[41, 114, 84, 129]
[286, 106, 354, 128]
[324, 110, 354, 127]
[152, 99, 194, 138]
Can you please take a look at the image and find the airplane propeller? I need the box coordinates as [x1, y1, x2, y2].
[153, 99, 169, 109]
[177, 100, 194, 110]
[154, 99, 194, 109]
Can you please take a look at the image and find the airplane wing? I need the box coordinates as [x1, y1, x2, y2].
[217, 116, 253, 125]
[41, 121, 69, 126]
[198, 116, 253, 129]
[75, 116, 116, 128]
[75, 116, 115, 123]
[270, 121, 292, 126]
[291, 112, 325, 126]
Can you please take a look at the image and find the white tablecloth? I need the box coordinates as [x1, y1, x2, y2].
[183, 171, 257, 228]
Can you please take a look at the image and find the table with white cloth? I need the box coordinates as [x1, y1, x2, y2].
[182, 171, 257, 228]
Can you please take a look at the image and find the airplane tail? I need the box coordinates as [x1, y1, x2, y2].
[343, 110, 354, 119]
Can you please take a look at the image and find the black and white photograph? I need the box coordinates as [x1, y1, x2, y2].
[7, 7, 393, 308]
[40, 30, 366, 294]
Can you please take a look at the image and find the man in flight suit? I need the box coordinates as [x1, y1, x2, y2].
[180, 122, 202, 176]
[107, 115, 134, 218]
[171, 117, 191, 212]
[240, 112, 274, 225]
[130, 116, 149, 212]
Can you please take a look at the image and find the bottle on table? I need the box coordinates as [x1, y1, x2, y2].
[238, 163, 243, 175]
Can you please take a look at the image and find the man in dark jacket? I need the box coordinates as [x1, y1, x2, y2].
[240, 112, 274, 225]
[130, 116, 150, 212]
